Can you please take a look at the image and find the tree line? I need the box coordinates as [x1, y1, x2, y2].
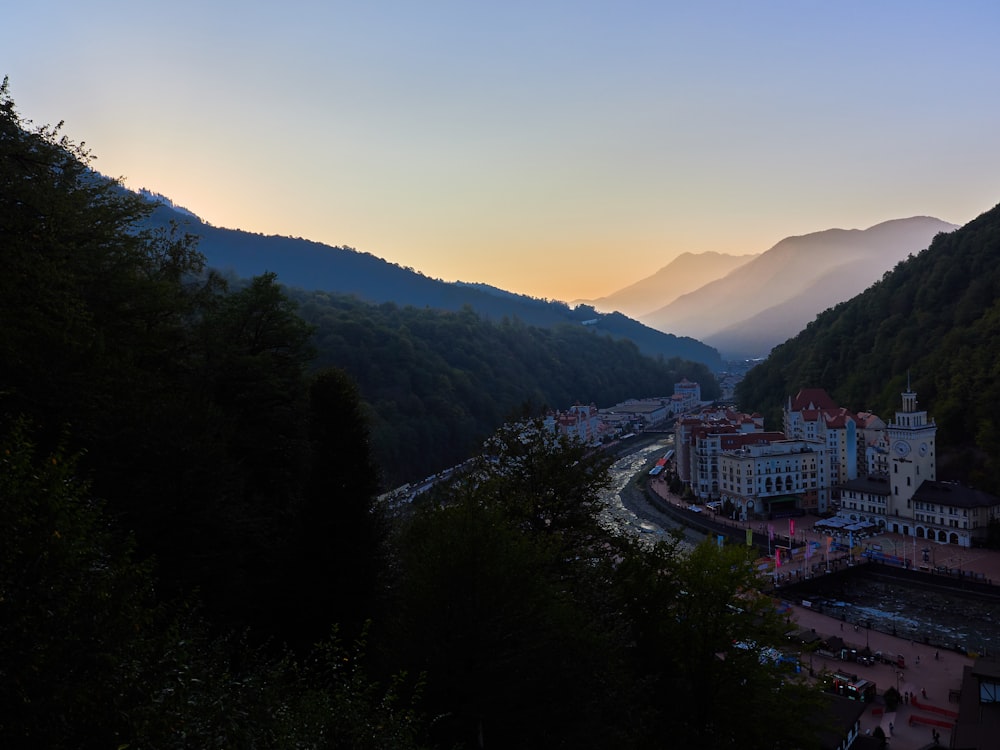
[290, 288, 719, 487]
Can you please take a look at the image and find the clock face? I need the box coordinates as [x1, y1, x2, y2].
[894, 440, 911, 457]
[919, 442, 929, 457]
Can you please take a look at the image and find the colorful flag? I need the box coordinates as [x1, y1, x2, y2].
[775, 549, 781, 568]
[746, 527, 753, 546]
[768, 524, 774, 542]
[717, 534, 725, 548]
[789, 519, 795, 536]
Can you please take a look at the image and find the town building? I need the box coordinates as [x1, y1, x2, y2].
[835, 385, 1000, 548]
[951, 654, 1000, 749]
[783, 388, 861, 502]
[911, 481, 1000, 548]
[718, 438, 829, 519]
[601, 398, 672, 432]
[837, 476, 891, 533]
[854, 411, 889, 476]
[674, 406, 767, 498]
[671, 377, 702, 414]
[693, 384, 1000, 538]
[544, 402, 602, 446]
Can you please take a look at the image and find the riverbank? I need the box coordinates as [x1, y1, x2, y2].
[619, 477, 707, 546]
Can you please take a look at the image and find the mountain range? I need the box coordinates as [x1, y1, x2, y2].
[145, 192, 956, 367]
[143, 195, 722, 370]
[592, 217, 956, 359]
[576, 251, 758, 320]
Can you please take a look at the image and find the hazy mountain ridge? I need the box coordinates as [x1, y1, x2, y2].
[637, 217, 957, 359]
[735, 201, 1000, 491]
[578, 251, 758, 319]
[144, 201, 722, 369]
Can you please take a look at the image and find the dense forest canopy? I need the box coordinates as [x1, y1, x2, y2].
[2, 80, 826, 748]
[289, 288, 719, 486]
[142, 200, 725, 371]
[736, 202, 1000, 490]
[1, 78, 413, 746]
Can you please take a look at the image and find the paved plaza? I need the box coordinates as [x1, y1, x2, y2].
[638, 476, 1000, 749]
[792, 601, 966, 749]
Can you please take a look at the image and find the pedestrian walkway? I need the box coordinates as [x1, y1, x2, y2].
[789, 599, 968, 750]
[646, 474, 1000, 586]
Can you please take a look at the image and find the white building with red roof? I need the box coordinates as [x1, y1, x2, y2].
[836, 386, 1000, 548]
[673, 407, 769, 500]
[783, 388, 862, 505]
[544, 402, 602, 446]
[718, 438, 829, 520]
[672, 378, 702, 414]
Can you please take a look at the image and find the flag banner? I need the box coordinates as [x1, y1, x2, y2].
[717, 534, 724, 548]
[768, 524, 774, 542]
[775, 549, 781, 568]
[805, 543, 812, 559]
[746, 528, 753, 546]
[825, 535, 833, 552]
[789, 519, 795, 536]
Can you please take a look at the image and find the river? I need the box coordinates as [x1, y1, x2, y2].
[789, 574, 1000, 656]
[599, 436, 701, 549]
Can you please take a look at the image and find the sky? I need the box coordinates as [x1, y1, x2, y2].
[6, 1, 1000, 301]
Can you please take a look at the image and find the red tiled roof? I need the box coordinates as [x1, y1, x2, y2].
[790, 388, 838, 411]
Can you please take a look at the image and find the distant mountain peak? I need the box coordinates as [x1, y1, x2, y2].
[579, 250, 757, 319]
[639, 216, 957, 359]
[735, 201, 1000, 494]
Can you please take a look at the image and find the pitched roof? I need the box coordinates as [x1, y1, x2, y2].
[790, 388, 838, 411]
[839, 476, 891, 496]
[913, 481, 1000, 509]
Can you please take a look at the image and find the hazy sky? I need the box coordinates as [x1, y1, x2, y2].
[7, 2, 1000, 300]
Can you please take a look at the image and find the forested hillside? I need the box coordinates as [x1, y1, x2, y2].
[2, 81, 825, 749]
[145, 200, 724, 369]
[736, 201, 1000, 490]
[289, 288, 719, 486]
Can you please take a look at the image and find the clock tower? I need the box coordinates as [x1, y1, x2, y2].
[887, 384, 936, 530]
